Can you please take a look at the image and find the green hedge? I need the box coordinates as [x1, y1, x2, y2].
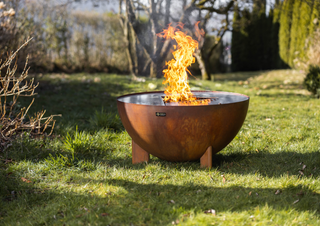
[232, 0, 320, 71]
[231, 3, 280, 71]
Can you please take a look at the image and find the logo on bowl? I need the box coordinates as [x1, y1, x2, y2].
[156, 112, 166, 117]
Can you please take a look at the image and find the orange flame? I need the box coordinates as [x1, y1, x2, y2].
[158, 22, 210, 105]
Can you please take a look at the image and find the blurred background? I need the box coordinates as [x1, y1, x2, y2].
[0, 0, 319, 82]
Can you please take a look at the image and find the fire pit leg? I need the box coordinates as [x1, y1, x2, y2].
[200, 146, 212, 169]
[132, 140, 150, 164]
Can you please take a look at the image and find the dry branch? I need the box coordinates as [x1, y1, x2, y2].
[0, 38, 60, 150]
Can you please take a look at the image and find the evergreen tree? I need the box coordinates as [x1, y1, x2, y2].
[309, 0, 320, 37]
[249, 1, 266, 70]
[231, 4, 242, 71]
[288, 0, 302, 67]
[279, 0, 294, 66]
[296, 0, 314, 63]
[271, 2, 282, 68]
[263, 9, 274, 69]
[259, 4, 273, 70]
[231, 0, 286, 71]
[231, 4, 250, 71]
[238, 8, 251, 71]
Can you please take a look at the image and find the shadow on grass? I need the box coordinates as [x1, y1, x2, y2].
[1, 170, 319, 225]
[212, 150, 320, 177]
[103, 178, 320, 215]
[4, 124, 320, 181]
[21, 75, 138, 133]
[1, 136, 320, 224]
[103, 150, 320, 183]
[102, 149, 320, 178]
[5, 134, 320, 179]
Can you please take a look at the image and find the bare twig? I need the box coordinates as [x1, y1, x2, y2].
[0, 39, 59, 150]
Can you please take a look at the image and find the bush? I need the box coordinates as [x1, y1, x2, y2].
[303, 65, 320, 97]
[0, 39, 58, 150]
[294, 29, 320, 97]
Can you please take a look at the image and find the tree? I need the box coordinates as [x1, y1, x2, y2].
[270, 0, 282, 69]
[231, 5, 253, 71]
[123, 0, 235, 80]
[309, 0, 320, 37]
[122, 0, 172, 78]
[231, 0, 287, 71]
[192, 0, 234, 80]
[288, 0, 302, 67]
[237, 8, 251, 70]
[231, 3, 242, 72]
[118, 0, 138, 76]
[279, 0, 294, 66]
[249, 0, 268, 70]
[75, 0, 235, 79]
[296, 0, 314, 63]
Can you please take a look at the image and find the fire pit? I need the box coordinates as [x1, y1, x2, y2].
[117, 90, 249, 168]
[117, 22, 249, 168]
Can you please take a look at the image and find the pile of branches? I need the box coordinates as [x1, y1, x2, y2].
[0, 38, 59, 151]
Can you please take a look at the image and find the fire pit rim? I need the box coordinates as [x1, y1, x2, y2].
[117, 90, 250, 107]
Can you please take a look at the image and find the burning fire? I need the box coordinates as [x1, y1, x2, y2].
[158, 22, 210, 105]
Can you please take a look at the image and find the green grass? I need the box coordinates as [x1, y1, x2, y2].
[0, 70, 320, 225]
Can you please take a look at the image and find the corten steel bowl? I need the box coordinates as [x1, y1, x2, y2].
[117, 91, 249, 162]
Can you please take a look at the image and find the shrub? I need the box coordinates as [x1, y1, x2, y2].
[303, 65, 320, 97]
[0, 39, 58, 150]
[294, 29, 320, 97]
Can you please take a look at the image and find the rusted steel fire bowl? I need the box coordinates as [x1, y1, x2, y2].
[117, 91, 249, 162]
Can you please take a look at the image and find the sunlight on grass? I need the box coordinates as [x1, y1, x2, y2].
[0, 70, 320, 225]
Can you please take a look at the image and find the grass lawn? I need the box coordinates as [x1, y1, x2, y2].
[0, 69, 320, 225]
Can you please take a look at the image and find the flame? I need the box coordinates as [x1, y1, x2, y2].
[158, 22, 210, 105]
